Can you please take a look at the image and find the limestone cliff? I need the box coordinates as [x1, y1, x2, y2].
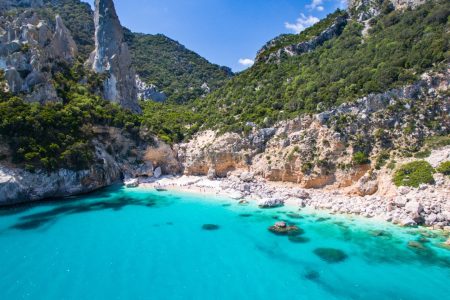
[89, 0, 140, 113]
[179, 67, 449, 192]
[348, 0, 426, 21]
[0, 10, 77, 103]
[0, 0, 43, 11]
[256, 15, 348, 64]
[0, 126, 179, 205]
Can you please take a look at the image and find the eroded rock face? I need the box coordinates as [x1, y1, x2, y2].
[348, 0, 426, 21]
[0, 11, 77, 103]
[50, 15, 78, 61]
[136, 75, 167, 102]
[0, 151, 121, 205]
[0, 0, 43, 11]
[256, 15, 347, 64]
[0, 126, 167, 205]
[89, 0, 140, 113]
[179, 67, 449, 191]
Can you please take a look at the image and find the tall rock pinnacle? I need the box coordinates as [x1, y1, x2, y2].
[90, 0, 140, 113]
[51, 15, 78, 61]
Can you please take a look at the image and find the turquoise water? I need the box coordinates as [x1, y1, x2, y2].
[0, 186, 449, 300]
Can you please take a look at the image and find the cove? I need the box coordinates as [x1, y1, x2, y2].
[0, 185, 449, 300]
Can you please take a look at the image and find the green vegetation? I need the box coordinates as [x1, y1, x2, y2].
[414, 149, 432, 159]
[393, 161, 435, 187]
[375, 150, 390, 169]
[41, 0, 95, 58]
[141, 101, 201, 144]
[353, 151, 370, 165]
[125, 31, 233, 103]
[436, 161, 450, 176]
[257, 10, 348, 60]
[425, 135, 450, 149]
[194, 1, 449, 133]
[0, 63, 140, 171]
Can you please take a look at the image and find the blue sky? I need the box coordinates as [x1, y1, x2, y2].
[85, 0, 346, 71]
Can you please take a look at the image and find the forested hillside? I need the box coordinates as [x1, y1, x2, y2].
[41, 0, 232, 102]
[193, 0, 449, 133]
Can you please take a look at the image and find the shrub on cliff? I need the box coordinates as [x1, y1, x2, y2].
[393, 161, 435, 187]
[436, 161, 450, 176]
[352, 151, 370, 165]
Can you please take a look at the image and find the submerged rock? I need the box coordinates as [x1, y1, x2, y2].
[314, 248, 348, 263]
[304, 270, 320, 281]
[288, 236, 310, 243]
[239, 213, 252, 218]
[441, 238, 450, 250]
[408, 241, 426, 250]
[286, 213, 303, 219]
[268, 221, 302, 236]
[202, 224, 220, 231]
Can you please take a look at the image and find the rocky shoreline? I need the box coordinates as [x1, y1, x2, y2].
[139, 173, 450, 231]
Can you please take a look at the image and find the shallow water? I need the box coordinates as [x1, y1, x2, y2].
[0, 185, 449, 300]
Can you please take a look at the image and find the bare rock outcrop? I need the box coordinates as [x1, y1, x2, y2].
[256, 15, 347, 64]
[0, 11, 77, 103]
[179, 67, 449, 192]
[50, 15, 78, 61]
[348, 0, 426, 21]
[89, 0, 140, 113]
[136, 75, 167, 102]
[0, 126, 166, 205]
[0, 0, 43, 11]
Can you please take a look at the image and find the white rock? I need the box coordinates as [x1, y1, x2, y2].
[258, 198, 284, 208]
[405, 201, 423, 214]
[124, 178, 139, 188]
[240, 172, 254, 182]
[154, 167, 162, 179]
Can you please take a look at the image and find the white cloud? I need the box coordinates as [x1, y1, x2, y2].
[238, 58, 254, 67]
[285, 14, 320, 34]
[307, 0, 324, 11]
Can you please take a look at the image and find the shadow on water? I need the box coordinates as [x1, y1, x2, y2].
[6, 185, 173, 232]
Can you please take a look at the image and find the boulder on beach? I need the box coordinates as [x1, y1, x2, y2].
[154, 167, 162, 179]
[124, 178, 139, 188]
[313, 248, 348, 263]
[258, 198, 284, 208]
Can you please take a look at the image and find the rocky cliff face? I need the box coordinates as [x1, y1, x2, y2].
[0, 0, 43, 11]
[0, 126, 177, 205]
[348, 0, 426, 21]
[179, 67, 449, 192]
[89, 0, 140, 113]
[0, 10, 77, 103]
[256, 15, 348, 64]
[135, 75, 167, 102]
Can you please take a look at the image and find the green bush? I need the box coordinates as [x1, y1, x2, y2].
[414, 149, 431, 159]
[436, 161, 450, 176]
[393, 161, 435, 187]
[353, 151, 370, 165]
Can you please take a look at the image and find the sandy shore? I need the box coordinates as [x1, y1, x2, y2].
[136, 175, 450, 232]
